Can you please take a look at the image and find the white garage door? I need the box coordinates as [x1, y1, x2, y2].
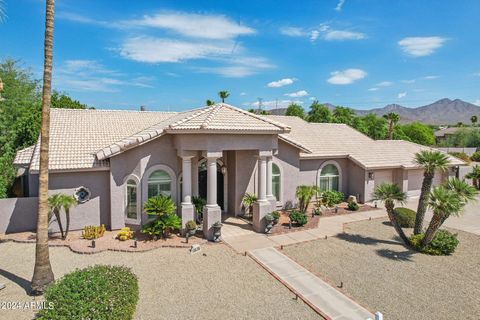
[374, 170, 393, 186]
[408, 169, 444, 197]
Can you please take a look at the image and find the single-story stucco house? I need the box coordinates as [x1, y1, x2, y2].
[4, 103, 464, 239]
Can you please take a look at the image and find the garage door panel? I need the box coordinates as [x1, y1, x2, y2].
[374, 170, 393, 186]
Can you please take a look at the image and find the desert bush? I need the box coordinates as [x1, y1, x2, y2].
[186, 220, 197, 230]
[409, 230, 459, 255]
[289, 210, 308, 226]
[116, 227, 134, 241]
[448, 152, 471, 163]
[271, 211, 281, 220]
[36, 265, 139, 320]
[394, 207, 416, 228]
[321, 190, 344, 207]
[347, 201, 359, 211]
[471, 151, 480, 162]
[82, 224, 106, 240]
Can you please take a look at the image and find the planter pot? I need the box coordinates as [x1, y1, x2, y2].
[273, 218, 279, 225]
[212, 225, 222, 242]
[187, 228, 196, 237]
[264, 221, 274, 234]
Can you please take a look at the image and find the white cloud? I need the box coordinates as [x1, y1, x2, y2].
[335, 0, 346, 11]
[401, 79, 416, 84]
[267, 78, 296, 88]
[398, 36, 447, 57]
[280, 27, 306, 37]
[309, 96, 317, 101]
[53, 60, 154, 92]
[285, 90, 308, 97]
[327, 68, 367, 85]
[119, 36, 235, 63]
[398, 92, 407, 99]
[424, 75, 439, 80]
[475, 72, 480, 77]
[474, 99, 480, 106]
[323, 30, 365, 41]
[240, 92, 247, 96]
[310, 30, 320, 42]
[368, 87, 379, 91]
[129, 12, 255, 40]
[248, 99, 304, 109]
[377, 81, 393, 87]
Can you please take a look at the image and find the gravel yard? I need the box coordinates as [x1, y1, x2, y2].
[283, 218, 480, 320]
[0, 242, 320, 320]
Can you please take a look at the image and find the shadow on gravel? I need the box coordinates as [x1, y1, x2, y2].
[376, 248, 416, 262]
[337, 233, 403, 246]
[0, 268, 31, 294]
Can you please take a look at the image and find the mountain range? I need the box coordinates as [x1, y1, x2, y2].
[268, 98, 480, 125]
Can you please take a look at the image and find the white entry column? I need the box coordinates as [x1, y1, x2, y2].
[178, 151, 196, 235]
[253, 151, 273, 233]
[203, 151, 223, 240]
[266, 156, 277, 210]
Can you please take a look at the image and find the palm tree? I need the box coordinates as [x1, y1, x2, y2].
[206, 99, 215, 106]
[383, 112, 400, 140]
[413, 150, 450, 235]
[422, 186, 463, 246]
[49, 194, 77, 239]
[218, 90, 229, 103]
[471, 115, 478, 126]
[31, 0, 55, 295]
[466, 165, 480, 189]
[372, 183, 409, 245]
[242, 193, 257, 217]
[295, 185, 319, 213]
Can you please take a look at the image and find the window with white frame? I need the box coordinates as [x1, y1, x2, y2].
[148, 170, 172, 198]
[272, 163, 281, 201]
[126, 179, 138, 221]
[319, 164, 340, 191]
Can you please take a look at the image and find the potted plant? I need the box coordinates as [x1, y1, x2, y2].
[241, 193, 257, 217]
[264, 214, 274, 234]
[271, 211, 281, 225]
[186, 220, 197, 236]
[192, 196, 206, 221]
[212, 221, 222, 242]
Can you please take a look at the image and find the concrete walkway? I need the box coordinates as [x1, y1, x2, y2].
[222, 209, 387, 253]
[250, 247, 374, 320]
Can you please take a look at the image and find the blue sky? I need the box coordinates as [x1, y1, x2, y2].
[1, 0, 480, 111]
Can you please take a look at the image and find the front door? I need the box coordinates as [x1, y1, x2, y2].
[198, 161, 224, 210]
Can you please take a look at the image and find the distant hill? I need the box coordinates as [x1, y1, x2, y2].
[267, 98, 480, 125]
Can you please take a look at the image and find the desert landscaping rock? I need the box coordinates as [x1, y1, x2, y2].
[0, 242, 321, 320]
[282, 218, 480, 320]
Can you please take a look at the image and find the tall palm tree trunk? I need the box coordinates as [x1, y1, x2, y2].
[421, 212, 443, 246]
[388, 121, 394, 140]
[385, 201, 409, 245]
[31, 0, 55, 295]
[414, 172, 434, 234]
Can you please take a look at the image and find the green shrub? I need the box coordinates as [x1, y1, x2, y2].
[409, 230, 459, 255]
[186, 220, 197, 230]
[321, 190, 344, 207]
[37, 265, 139, 320]
[394, 207, 416, 228]
[313, 207, 322, 216]
[471, 151, 480, 162]
[289, 210, 308, 226]
[448, 152, 471, 163]
[347, 201, 359, 211]
[141, 213, 182, 238]
[271, 211, 281, 220]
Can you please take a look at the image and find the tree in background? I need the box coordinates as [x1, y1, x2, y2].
[383, 112, 400, 140]
[471, 115, 478, 126]
[51, 91, 89, 109]
[332, 106, 356, 126]
[218, 90, 229, 103]
[413, 150, 450, 235]
[396, 122, 435, 146]
[31, 0, 55, 295]
[307, 101, 332, 123]
[466, 165, 480, 189]
[206, 99, 215, 106]
[285, 103, 305, 119]
[442, 128, 480, 147]
[354, 114, 388, 140]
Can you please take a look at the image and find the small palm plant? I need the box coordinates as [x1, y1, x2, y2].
[141, 195, 179, 239]
[218, 90, 230, 103]
[143, 195, 176, 217]
[413, 150, 450, 234]
[48, 194, 77, 240]
[242, 193, 258, 217]
[206, 99, 215, 106]
[465, 165, 480, 189]
[295, 185, 319, 213]
[372, 183, 409, 245]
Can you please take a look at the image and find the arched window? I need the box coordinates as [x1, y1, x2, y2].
[148, 170, 172, 198]
[319, 164, 340, 191]
[272, 163, 281, 201]
[126, 179, 138, 221]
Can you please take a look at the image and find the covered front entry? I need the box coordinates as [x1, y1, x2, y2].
[198, 159, 225, 211]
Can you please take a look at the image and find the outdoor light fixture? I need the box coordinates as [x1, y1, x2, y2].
[368, 172, 374, 180]
[221, 165, 227, 175]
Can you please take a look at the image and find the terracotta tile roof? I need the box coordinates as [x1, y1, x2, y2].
[13, 145, 35, 166]
[266, 115, 464, 169]
[28, 108, 177, 171]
